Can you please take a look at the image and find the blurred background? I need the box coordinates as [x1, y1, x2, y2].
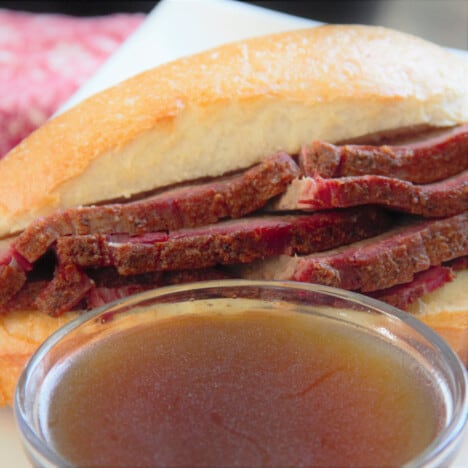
[0, 0, 466, 158]
[1, 0, 467, 48]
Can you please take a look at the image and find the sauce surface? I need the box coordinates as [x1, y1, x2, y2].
[41, 308, 441, 467]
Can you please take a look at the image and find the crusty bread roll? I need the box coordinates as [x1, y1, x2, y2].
[0, 311, 78, 407]
[409, 270, 468, 365]
[0, 25, 467, 406]
[0, 25, 467, 235]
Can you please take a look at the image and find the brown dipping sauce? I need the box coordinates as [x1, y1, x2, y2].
[39, 307, 442, 467]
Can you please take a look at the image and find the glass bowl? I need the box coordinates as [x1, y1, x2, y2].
[14, 280, 468, 467]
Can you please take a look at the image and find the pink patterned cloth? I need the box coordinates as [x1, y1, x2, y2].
[0, 10, 145, 158]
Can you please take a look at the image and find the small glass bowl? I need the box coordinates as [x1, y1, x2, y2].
[14, 280, 468, 467]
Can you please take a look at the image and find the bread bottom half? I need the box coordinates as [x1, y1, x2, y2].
[1, 272, 466, 407]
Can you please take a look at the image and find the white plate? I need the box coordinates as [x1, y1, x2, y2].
[2, 1, 467, 466]
[57, 0, 319, 114]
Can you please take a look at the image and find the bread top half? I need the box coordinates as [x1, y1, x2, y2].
[0, 24, 467, 237]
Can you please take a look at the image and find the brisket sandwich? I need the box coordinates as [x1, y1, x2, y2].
[0, 25, 467, 405]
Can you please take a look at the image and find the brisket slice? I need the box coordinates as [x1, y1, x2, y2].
[87, 266, 229, 290]
[14, 152, 300, 263]
[271, 171, 467, 217]
[86, 285, 148, 310]
[34, 267, 230, 316]
[369, 266, 455, 310]
[0, 280, 48, 313]
[0, 242, 32, 304]
[87, 267, 164, 289]
[238, 213, 467, 292]
[0, 261, 27, 305]
[87, 268, 230, 309]
[300, 123, 468, 183]
[34, 264, 94, 317]
[55, 207, 392, 276]
[448, 256, 468, 271]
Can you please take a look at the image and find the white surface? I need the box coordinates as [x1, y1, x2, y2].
[58, 0, 319, 113]
[2, 0, 467, 466]
[0, 408, 30, 467]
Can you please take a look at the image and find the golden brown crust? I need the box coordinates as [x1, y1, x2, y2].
[0, 24, 467, 236]
[0, 310, 78, 406]
[408, 270, 468, 366]
[419, 313, 468, 367]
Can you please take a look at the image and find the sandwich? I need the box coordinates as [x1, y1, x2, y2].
[0, 25, 467, 406]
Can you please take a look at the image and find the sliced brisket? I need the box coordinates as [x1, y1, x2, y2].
[369, 266, 456, 310]
[87, 267, 163, 289]
[34, 264, 94, 316]
[55, 207, 392, 276]
[86, 285, 149, 309]
[447, 256, 468, 271]
[272, 171, 467, 217]
[4, 129, 468, 319]
[239, 213, 467, 292]
[300, 124, 468, 183]
[87, 268, 230, 309]
[0, 265, 229, 316]
[14, 153, 300, 263]
[0, 263, 27, 305]
[0, 243, 32, 304]
[0, 280, 48, 314]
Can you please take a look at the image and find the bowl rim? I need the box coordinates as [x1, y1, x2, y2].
[14, 279, 468, 467]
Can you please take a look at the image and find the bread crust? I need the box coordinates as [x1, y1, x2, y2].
[409, 270, 468, 365]
[0, 310, 78, 407]
[0, 25, 467, 236]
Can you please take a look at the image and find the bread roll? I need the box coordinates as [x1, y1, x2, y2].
[0, 25, 466, 235]
[409, 270, 468, 365]
[0, 25, 466, 406]
[0, 311, 78, 406]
